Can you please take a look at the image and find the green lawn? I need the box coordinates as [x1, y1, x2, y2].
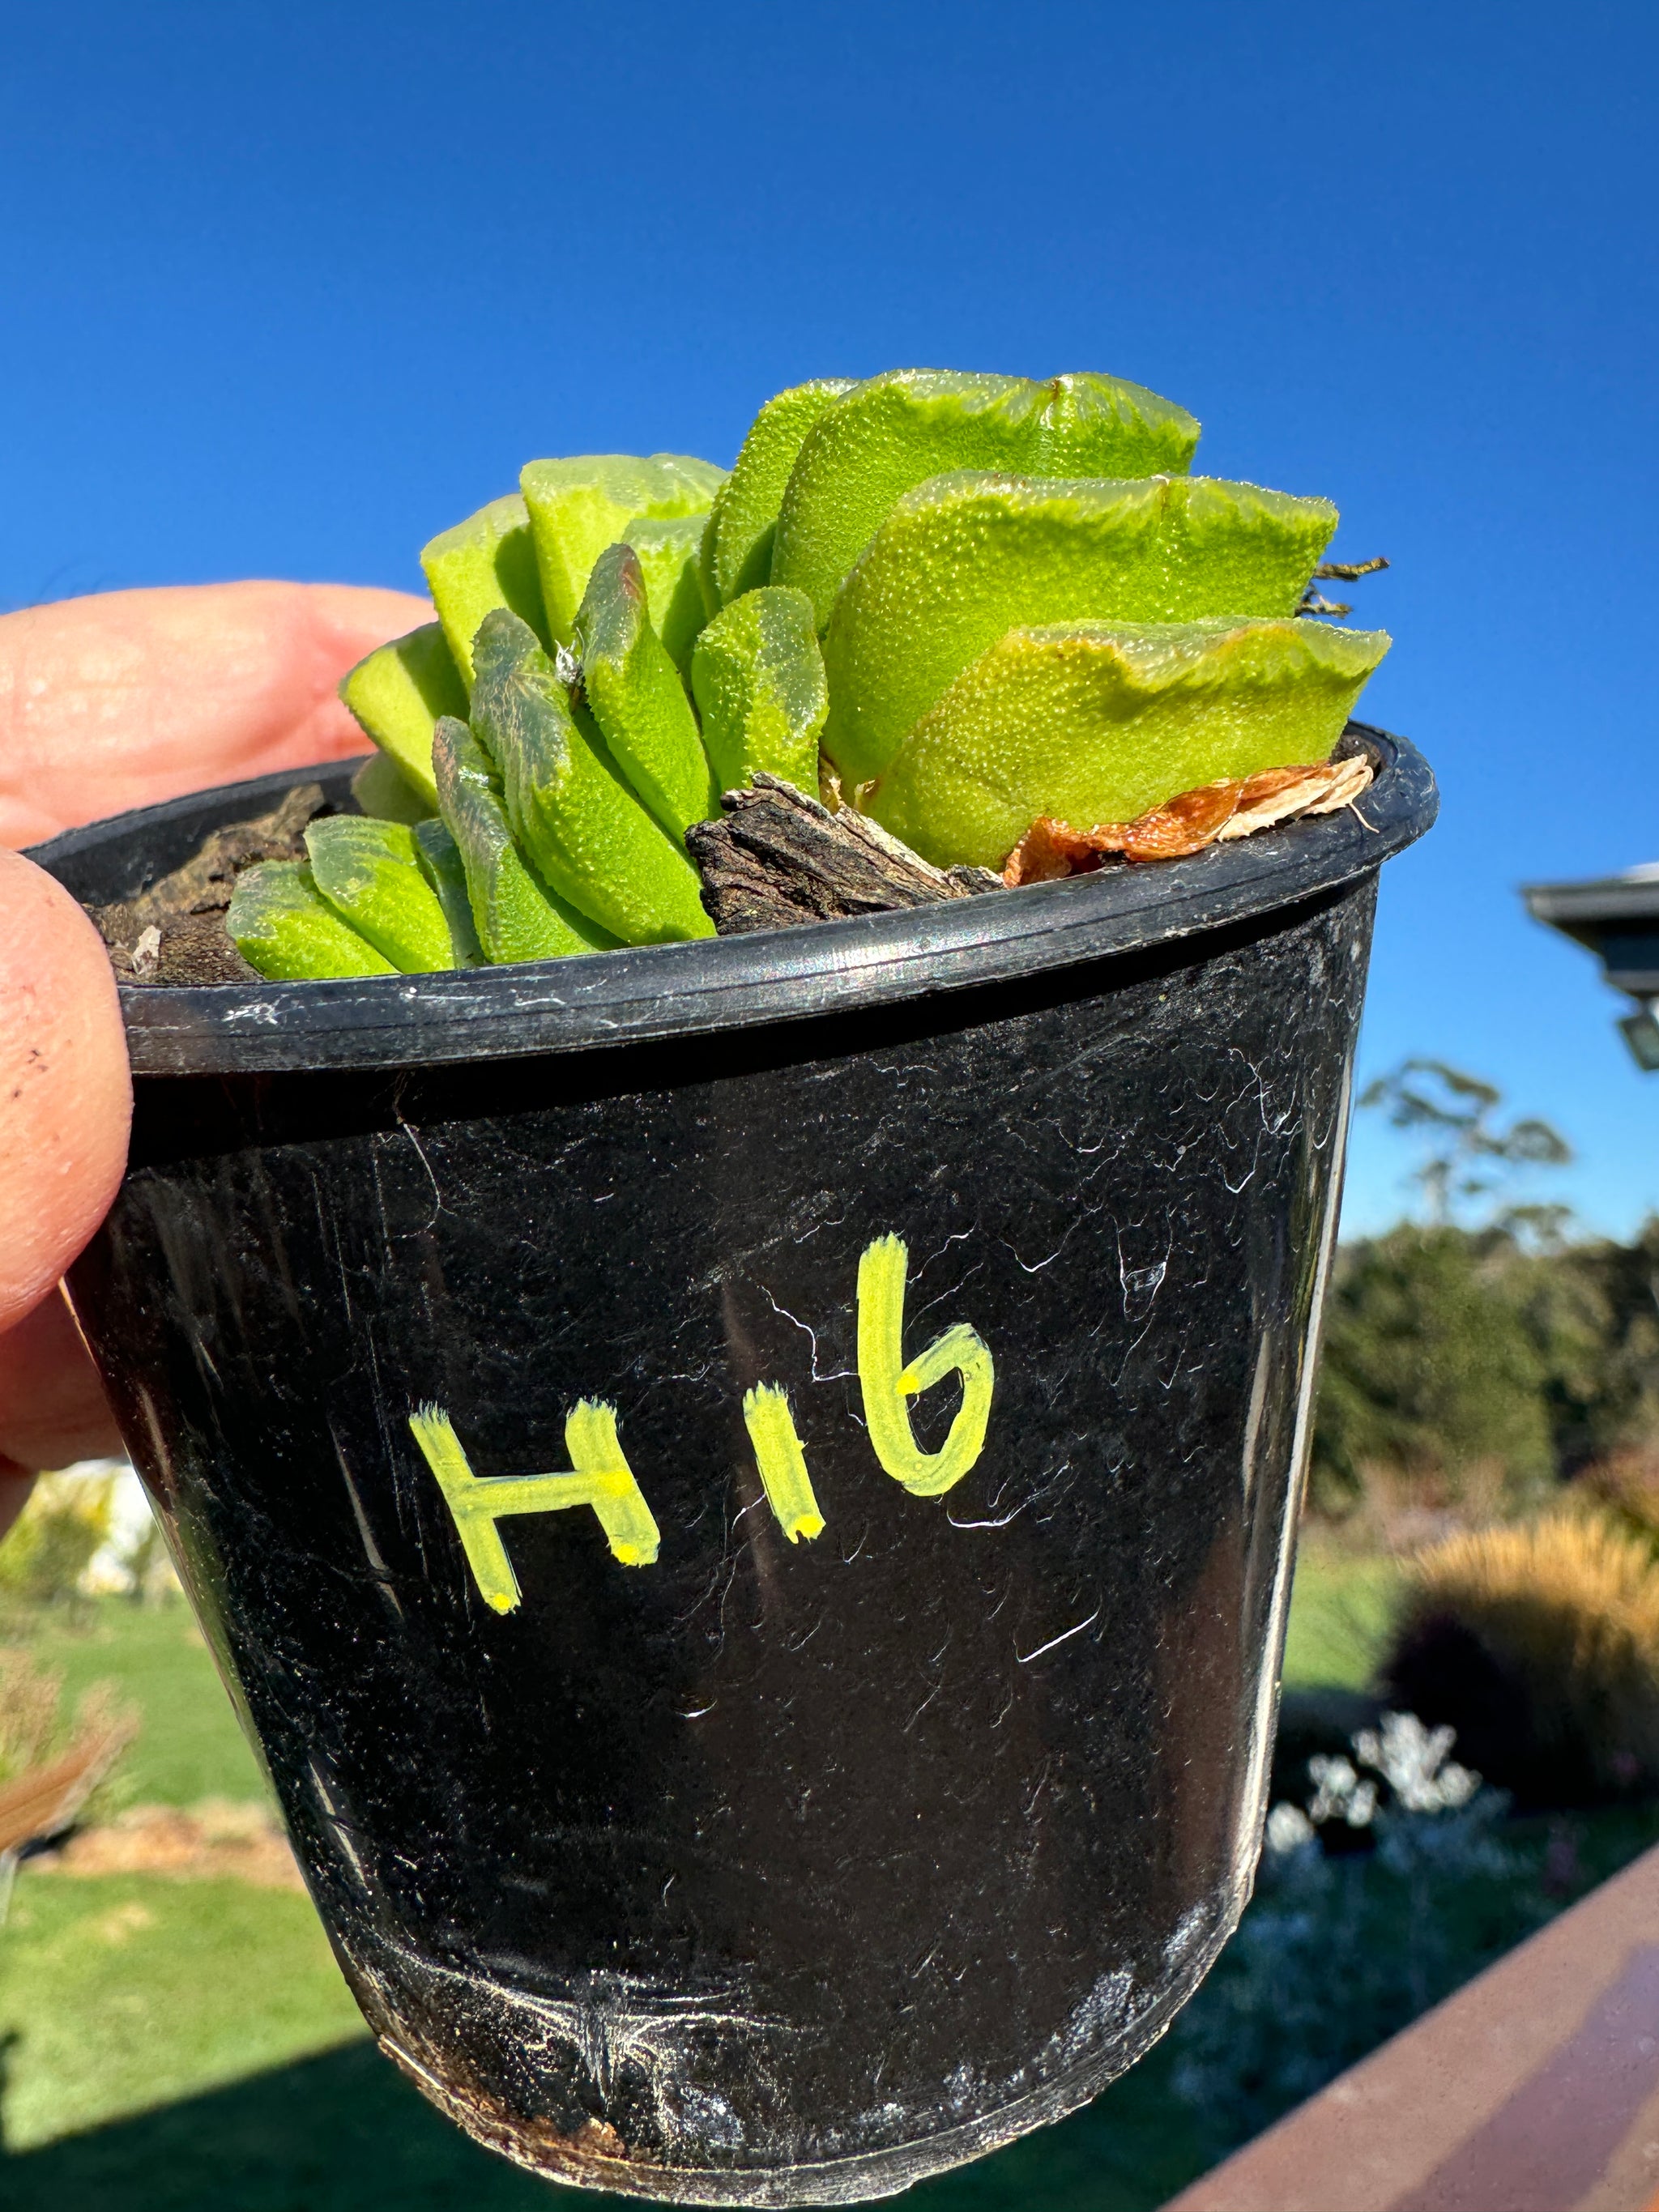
[1279, 1537, 1398, 1690]
[0, 1872, 360, 2154]
[17, 1600, 267, 1806]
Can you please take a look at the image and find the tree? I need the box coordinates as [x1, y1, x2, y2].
[1358, 1059, 1572, 1236]
[1314, 1226, 1555, 1511]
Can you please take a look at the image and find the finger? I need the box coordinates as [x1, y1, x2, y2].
[0, 1288, 120, 1478]
[0, 847, 131, 1329]
[0, 580, 433, 846]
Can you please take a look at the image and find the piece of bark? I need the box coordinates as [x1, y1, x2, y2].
[96, 782, 327, 985]
[686, 775, 1003, 935]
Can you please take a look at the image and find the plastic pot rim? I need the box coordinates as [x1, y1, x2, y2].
[29, 722, 1435, 1078]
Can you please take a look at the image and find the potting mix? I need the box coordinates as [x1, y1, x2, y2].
[221, 368, 1389, 981]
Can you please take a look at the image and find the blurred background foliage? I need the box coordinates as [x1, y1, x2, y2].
[1313, 1059, 1659, 1519]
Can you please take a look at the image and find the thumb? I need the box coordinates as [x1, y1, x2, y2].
[0, 847, 132, 1332]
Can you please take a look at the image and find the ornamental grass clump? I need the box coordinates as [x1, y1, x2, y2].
[229, 367, 1391, 980]
[1381, 1512, 1659, 1805]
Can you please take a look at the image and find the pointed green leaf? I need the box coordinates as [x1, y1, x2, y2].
[339, 621, 467, 807]
[703, 378, 856, 607]
[304, 817, 458, 972]
[772, 370, 1201, 625]
[623, 513, 714, 676]
[351, 752, 436, 825]
[691, 587, 827, 797]
[520, 454, 727, 646]
[421, 496, 548, 687]
[823, 472, 1338, 786]
[470, 609, 713, 945]
[433, 716, 615, 963]
[227, 861, 397, 981]
[411, 819, 485, 968]
[574, 543, 718, 837]
[868, 618, 1391, 869]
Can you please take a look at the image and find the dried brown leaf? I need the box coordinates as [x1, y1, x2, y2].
[1001, 818, 1105, 886]
[1001, 752, 1376, 882]
[1117, 780, 1242, 860]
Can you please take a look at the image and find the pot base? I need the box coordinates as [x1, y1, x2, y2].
[371, 1873, 1243, 2205]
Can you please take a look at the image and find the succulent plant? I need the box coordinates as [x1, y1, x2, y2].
[231, 367, 1390, 982]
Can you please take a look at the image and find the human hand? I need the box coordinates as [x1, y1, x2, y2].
[0, 580, 431, 1536]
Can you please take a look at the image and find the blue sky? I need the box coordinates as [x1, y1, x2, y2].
[3, 2, 1655, 1238]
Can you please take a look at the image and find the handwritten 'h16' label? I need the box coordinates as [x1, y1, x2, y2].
[408, 1233, 994, 1616]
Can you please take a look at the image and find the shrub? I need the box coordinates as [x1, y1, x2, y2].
[1577, 1447, 1659, 1549]
[1172, 1715, 1538, 2151]
[0, 1647, 69, 1788]
[0, 1468, 114, 1608]
[0, 1648, 133, 1801]
[1380, 1514, 1659, 1805]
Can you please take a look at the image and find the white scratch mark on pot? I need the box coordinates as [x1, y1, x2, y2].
[913, 1227, 975, 1277]
[905, 1677, 944, 1732]
[1113, 1219, 1175, 1379]
[1163, 1903, 1208, 1968]
[676, 1700, 717, 1720]
[222, 1000, 279, 1025]
[1043, 1967, 1137, 2065]
[910, 1255, 984, 1327]
[308, 1757, 370, 1887]
[331, 1430, 404, 1618]
[395, 1120, 443, 1233]
[1119, 1255, 1168, 1321]
[365, 1941, 784, 2123]
[946, 1495, 1029, 1530]
[759, 1285, 854, 1382]
[1239, 1329, 1273, 1508]
[1008, 1238, 1065, 1273]
[1016, 1605, 1101, 1665]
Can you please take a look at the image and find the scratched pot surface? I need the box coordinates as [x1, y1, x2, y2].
[69, 882, 1370, 2204]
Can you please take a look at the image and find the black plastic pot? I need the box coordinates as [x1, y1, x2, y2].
[35, 725, 1434, 2206]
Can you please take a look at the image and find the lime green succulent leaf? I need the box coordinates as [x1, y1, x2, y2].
[620, 513, 715, 679]
[411, 818, 485, 967]
[351, 752, 436, 825]
[867, 617, 1391, 870]
[303, 816, 459, 973]
[822, 471, 1338, 786]
[469, 608, 714, 945]
[690, 587, 828, 797]
[574, 543, 718, 837]
[421, 497, 548, 688]
[771, 369, 1201, 625]
[520, 454, 727, 647]
[703, 378, 857, 607]
[433, 715, 616, 963]
[339, 621, 467, 807]
[226, 861, 397, 982]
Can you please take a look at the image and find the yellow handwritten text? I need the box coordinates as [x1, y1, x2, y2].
[742, 1383, 825, 1542]
[408, 1399, 660, 1613]
[412, 1234, 994, 1610]
[856, 1234, 996, 1498]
